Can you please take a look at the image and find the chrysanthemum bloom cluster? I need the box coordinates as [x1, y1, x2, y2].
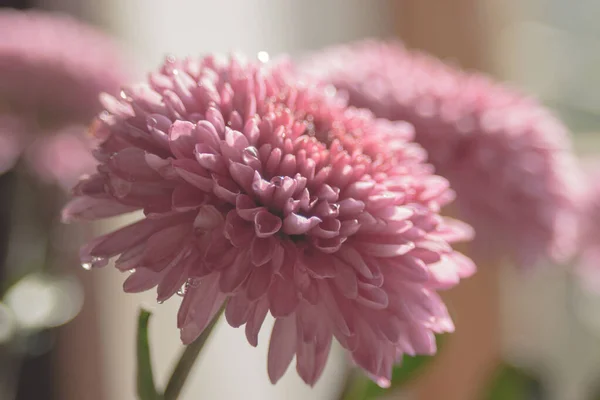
[0, 10, 128, 187]
[300, 40, 583, 268]
[63, 54, 475, 385]
[575, 163, 600, 292]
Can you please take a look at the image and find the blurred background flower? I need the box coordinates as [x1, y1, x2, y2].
[298, 37, 586, 400]
[0, 10, 125, 123]
[299, 40, 583, 270]
[0, 8, 128, 188]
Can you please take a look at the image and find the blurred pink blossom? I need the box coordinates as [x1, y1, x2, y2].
[0, 9, 129, 188]
[300, 40, 583, 268]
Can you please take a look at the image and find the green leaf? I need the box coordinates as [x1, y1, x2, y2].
[342, 334, 445, 400]
[137, 308, 160, 400]
[482, 361, 544, 400]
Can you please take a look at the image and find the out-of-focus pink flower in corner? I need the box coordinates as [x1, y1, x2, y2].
[0, 9, 126, 122]
[0, 9, 130, 188]
[300, 40, 584, 268]
[63, 54, 475, 386]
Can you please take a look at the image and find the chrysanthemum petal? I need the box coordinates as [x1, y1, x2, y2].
[267, 316, 297, 384]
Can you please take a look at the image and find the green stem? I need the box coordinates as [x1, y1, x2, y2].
[162, 307, 224, 400]
[137, 309, 159, 400]
[338, 370, 369, 400]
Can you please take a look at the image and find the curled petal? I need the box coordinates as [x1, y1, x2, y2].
[212, 174, 240, 204]
[282, 213, 322, 235]
[169, 121, 199, 158]
[236, 194, 266, 221]
[194, 205, 223, 231]
[251, 209, 281, 237]
[195, 145, 227, 173]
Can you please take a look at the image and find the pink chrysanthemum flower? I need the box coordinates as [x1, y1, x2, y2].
[0, 10, 129, 186]
[63, 54, 475, 385]
[300, 40, 583, 268]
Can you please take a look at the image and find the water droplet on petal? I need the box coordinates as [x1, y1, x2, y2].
[147, 118, 159, 130]
[376, 377, 391, 389]
[244, 146, 259, 158]
[188, 278, 200, 288]
[163, 55, 178, 74]
[81, 256, 107, 271]
[98, 111, 111, 123]
[271, 176, 285, 187]
[176, 286, 185, 297]
[257, 51, 270, 63]
[158, 300, 165, 305]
